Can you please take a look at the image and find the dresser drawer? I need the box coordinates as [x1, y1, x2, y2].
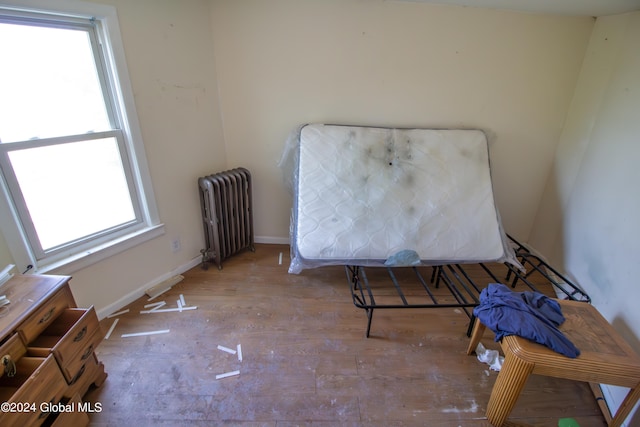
[0, 274, 106, 426]
[48, 393, 90, 427]
[28, 307, 103, 383]
[63, 352, 106, 400]
[0, 334, 27, 376]
[17, 285, 75, 345]
[0, 355, 67, 427]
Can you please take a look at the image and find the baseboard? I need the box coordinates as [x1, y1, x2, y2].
[97, 238, 289, 319]
[255, 235, 290, 245]
[96, 255, 201, 319]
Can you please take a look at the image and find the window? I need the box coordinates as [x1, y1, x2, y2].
[0, 1, 163, 274]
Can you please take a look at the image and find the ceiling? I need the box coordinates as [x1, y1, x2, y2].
[399, 0, 640, 17]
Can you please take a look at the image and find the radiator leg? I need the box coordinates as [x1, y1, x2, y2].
[200, 249, 209, 270]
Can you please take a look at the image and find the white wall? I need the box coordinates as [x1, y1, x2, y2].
[0, 0, 636, 420]
[0, 0, 594, 316]
[64, 0, 228, 312]
[530, 12, 640, 424]
[209, 0, 593, 243]
[0, 0, 228, 314]
[0, 231, 12, 270]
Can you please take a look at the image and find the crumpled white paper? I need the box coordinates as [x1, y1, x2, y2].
[475, 342, 504, 371]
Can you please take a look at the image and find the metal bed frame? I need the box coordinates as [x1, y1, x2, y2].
[346, 235, 590, 337]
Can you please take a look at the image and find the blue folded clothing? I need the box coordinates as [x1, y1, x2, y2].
[473, 283, 580, 358]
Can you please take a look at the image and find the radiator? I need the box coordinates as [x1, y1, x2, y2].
[198, 167, 254, 270]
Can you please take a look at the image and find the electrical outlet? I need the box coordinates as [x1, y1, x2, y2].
[171, 237, 181, 253]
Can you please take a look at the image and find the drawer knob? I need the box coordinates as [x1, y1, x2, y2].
[39, 398, 55, 419]
[74, 326, 88, 342]
[81, 344, 94, 361]
[69, 364, 86, 385]
[1, 354, 16, 378]
[38, 306, 56, 324]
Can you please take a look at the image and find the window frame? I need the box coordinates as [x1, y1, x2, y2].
[0, 0, 164, 274]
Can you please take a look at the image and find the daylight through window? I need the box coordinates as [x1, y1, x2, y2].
[0, 5, 162, 273]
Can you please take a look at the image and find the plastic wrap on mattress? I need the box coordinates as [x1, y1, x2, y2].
[279, 124, 519, 274]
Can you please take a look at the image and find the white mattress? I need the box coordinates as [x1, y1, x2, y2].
[286, 124, 514, 273]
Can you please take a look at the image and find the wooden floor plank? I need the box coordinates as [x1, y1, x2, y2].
[85, 244, 607, 426]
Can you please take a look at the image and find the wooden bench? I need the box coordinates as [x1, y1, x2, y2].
[467, 299, 640, 426]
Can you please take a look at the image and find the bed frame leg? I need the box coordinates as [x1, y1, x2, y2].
[366, 308, 374, 338]
[433, 266, 442, 288]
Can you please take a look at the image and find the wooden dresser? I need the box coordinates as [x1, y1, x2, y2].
[0, 274, 107, 427]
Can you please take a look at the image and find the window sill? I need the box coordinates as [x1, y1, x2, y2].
[38, 223, 165, 275]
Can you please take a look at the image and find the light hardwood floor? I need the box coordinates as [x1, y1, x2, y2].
[85, 244, 606, 426]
